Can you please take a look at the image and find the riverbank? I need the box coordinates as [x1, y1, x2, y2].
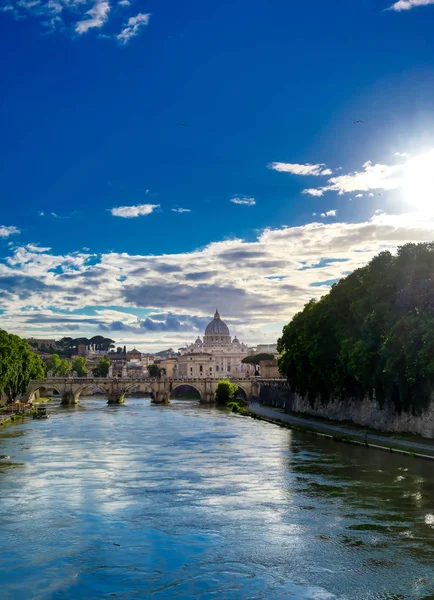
[248, 401, 434, 460]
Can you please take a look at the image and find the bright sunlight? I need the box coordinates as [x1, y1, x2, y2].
[403, 150, 434, 211]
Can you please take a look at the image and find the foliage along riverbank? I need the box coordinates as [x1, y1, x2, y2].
[278, 243, 434, 416]
[0, 330, 45, 404]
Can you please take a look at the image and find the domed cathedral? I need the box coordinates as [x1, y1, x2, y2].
[177, 310, 253, 377]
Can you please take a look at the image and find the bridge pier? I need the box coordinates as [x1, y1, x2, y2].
[107, 392, 125, 405]
[61, 391, 77, 405]
[151, 391, 170, 405]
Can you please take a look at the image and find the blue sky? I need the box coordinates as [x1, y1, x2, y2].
[2, 0, 434, 350]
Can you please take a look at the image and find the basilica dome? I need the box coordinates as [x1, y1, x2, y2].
[205, 309, 230, 336]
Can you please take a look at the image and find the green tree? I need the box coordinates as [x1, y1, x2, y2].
[148, 364, 162, 378]
[71, 357, 87, 377]
[242, 353, 275, 365]
[116, 347, 122, 354]
[278, 242, 434, 414]
[45, 353, 62, 375]
[215, 380, 239, 405]
[58, 359, 71, 377]
[28, 352, 45, 380]
[92, 358, 110, 378]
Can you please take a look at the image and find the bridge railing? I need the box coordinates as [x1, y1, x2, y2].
[33, 376, 258, 383]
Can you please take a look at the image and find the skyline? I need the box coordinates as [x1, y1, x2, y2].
[2, 0, 434, 350]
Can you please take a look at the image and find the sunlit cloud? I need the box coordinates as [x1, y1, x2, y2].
[2, 210, 434, 347]
[171, 208, 191, 213]
[269, 162, 332, 176]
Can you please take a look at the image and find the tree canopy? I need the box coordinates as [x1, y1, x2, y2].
[148, 364, 162, 378]
[242, 353, 275, 365]
[92, 358, 110, 378]
[215, 380, 239, 405]
[0, 330, 45, 402]
[278, 243, 434, 415]
[71, 357, 87, 377]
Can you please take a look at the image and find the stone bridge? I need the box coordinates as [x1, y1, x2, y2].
[26, 377, 261, 405]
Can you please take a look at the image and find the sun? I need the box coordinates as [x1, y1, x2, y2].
[403, 150, 434, 212]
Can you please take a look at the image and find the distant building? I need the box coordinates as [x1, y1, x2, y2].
[77, 344, 87, 357]
[176, 352, 216, 378]
[177, 310, 252, 377]
[126, 348, 142, 362]
[159, 357, 177, 377]
[255, 343, 278, 355]
[259, 359, 281, 378]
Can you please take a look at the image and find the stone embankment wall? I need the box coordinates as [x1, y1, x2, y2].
[260, 382, 434, 439]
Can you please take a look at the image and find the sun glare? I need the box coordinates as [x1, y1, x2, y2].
[403, 150, 434, 212]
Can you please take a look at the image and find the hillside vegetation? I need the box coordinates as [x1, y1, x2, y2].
[278, 243, 434, 414]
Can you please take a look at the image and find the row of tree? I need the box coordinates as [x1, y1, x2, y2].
[278, 243, 434, 414]
[0, 330, 45, 403]
[45, 354, 110, 378]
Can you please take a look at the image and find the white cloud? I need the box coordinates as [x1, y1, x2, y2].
[1, 0, 150, 43]
[388, 0, 434, 11]
[230, 197, 256, 206]
[321, 210, 337, 218]
[0, 226, 20, 238]
[39, 211, 45, 217]
[26, 244, 52, 252]
[303, 188, 324, 197]
[269, 162, 332, 176]
[368, 193, 374, 197]
[355, 193, 363, 198]
[171, 208, 191, 213]
[302, 159, 406, 196]
[3, 210, 434, 349]
[395, 151, 410, 157]
[75, 0, 110, 34]
[312, 212, 317, 216]
[110, 203, 159, 218]
[116, 12, 150, 44]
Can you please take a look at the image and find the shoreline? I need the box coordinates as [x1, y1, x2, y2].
[248, 402, 434, 460]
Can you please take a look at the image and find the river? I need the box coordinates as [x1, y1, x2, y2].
[0, 397, 433, 599]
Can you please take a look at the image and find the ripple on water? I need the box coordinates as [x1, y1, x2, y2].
[1, 397, 434, 600]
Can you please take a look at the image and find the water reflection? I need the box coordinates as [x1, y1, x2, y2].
[0, 396, 433, 599]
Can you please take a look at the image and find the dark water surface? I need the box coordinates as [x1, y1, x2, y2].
[0, 397, 433, 599]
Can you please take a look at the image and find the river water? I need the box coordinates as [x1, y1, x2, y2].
[0, 397, 433, 600]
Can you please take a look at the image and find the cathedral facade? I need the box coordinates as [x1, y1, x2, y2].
[175, 310, 253, 378]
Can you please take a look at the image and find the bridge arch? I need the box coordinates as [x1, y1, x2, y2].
[170, 382, 203, 401]
[74, 384, 110, 402]
[27, 384, 62, 403]
[234, 385, 248, 400]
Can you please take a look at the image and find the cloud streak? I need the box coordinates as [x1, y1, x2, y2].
[388, 0, 434, 11]
[1, 0, 150, 43]
[230, 197, 256, 206]
[110, 203, 159, 218]
[269, 162, 332, 176]
[75, 0, 110, 34]
[116, 12, 150, 43]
